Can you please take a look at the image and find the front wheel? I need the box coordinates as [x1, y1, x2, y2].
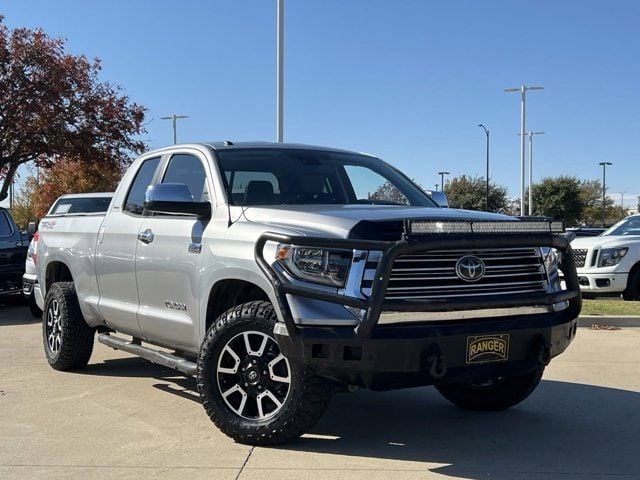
[197, 301, 333, 446]
[435, 367, 544, 411]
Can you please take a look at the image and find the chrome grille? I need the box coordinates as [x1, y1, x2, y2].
[572, 249, 588, 268]
[362, 248, 547, 300]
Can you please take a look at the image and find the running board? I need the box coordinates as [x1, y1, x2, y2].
[97, 333, 197, 377]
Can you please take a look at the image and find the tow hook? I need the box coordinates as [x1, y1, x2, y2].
[537, 339, 551, 366]
[427, 353, 447, 379]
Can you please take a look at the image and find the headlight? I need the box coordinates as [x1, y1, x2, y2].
[276, 245, 352, 287]
[598, 247, 628, 267]
[541, 247, 561, 273]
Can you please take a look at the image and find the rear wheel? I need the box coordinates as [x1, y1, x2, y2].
[622, 270, 640, 301]
[435, 367, 544, 411]
[197, 301, 333, 445]
[43, 282, 95, 371]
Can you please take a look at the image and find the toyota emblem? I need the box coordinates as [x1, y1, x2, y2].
[455, 255, 486, 282]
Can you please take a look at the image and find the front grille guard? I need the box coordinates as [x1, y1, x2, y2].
[255, 232, 581, 339]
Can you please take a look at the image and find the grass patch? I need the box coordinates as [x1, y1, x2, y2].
[581, 299, 640, 316]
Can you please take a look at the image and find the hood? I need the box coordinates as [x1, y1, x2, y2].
[241, 204, 513, 239]
[572, 234, 639, 250]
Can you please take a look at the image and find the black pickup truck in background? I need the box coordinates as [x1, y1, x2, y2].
[0, 207, 33, 298]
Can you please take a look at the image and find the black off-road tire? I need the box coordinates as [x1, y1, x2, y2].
[197, 301, 333, 446]
[435, 367, 544, 411]
[622, 270, 640, 301]
[42, 282, 95, 371]
[28, 294, 42, 318]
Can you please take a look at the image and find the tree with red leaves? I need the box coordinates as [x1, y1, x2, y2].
[0, 16, 146, 201]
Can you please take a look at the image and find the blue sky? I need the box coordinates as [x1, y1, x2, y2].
[3, 0, 639, 206]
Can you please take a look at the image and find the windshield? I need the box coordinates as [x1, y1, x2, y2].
[602, 216, 640, 236]
[215, 148, 436, 207]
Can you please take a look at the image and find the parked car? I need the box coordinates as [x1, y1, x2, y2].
[23, 193, 113, 317]
[0, 207, 33, 301]
[571, 214, 640, 300]
[34, 142, 581, 445]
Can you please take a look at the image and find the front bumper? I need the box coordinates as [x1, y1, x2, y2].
[576, 271, 628, 294]
[275, 311, 577, 390]
[256, 229, 581, 389]
[0, 272, 24, 296]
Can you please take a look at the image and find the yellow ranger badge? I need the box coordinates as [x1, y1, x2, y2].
[466, 334, 510, 364]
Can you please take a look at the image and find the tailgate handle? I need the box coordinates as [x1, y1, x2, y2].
[138, 229, 154, 244]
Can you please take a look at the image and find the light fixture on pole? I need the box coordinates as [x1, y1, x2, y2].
[276, 0, 284, 142]
[438, 171, 450, 191]
[598, 162, 612, 227]
[478, 124, 490, 211]
[517, 130, 545, 215]
[160, 114, 189, 144]
[505, 85, 544, 215]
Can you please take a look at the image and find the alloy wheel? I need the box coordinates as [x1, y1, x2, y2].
[216, 330, 291, 421]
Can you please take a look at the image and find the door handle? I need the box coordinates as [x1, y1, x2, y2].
[138, 229, 154, 244]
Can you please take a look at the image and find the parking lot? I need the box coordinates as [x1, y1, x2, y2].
[1, 302, 638, 480]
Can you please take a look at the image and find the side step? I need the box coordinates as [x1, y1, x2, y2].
[97, 333, 197, 377]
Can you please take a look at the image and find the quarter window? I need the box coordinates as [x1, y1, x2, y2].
[124, 157, 161, 214]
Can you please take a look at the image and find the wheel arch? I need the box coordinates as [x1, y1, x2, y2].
[205, 278, 272, 333]
[45, 260, 74, 293]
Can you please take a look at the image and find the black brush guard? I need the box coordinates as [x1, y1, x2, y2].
[254, 230, 581, 389]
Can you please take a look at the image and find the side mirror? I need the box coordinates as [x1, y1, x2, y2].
[143, 183, 211, 218]
[427, 190, 449, 208]
[27, 222, 37, 236]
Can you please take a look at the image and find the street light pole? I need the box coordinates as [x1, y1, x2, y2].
[276, 0, 284, 143]
[621, 192, 625, 209]
[438, 171, 450, 191]
[505, 85, 544, 215]
[478, 124, 489, 211]
[434, 184, 439, 192]
[160, 114, 189, 144]
[517, 130, 545, 215]
[599, 162, 612, 227]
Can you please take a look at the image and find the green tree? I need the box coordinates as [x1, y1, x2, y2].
[10, 175, 38, 230]
[444, 176, 508, 212]
[530, 176, 584, 226]
[579, 179, 626, 226]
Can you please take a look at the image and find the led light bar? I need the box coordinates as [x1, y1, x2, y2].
[406, 220, 565, 235]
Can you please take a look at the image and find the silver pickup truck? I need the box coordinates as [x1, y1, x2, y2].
[35, 142, 581, 445]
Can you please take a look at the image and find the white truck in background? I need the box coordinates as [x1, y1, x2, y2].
[571, 214, 640, 300]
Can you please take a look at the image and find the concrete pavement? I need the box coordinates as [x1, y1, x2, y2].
[1, 301, 638, 479]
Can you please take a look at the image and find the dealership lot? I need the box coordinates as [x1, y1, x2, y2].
[1, 303, 638, 480]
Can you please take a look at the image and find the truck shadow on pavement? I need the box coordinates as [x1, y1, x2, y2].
[81, 357, 639, 478]
[287, 380, 640, 478]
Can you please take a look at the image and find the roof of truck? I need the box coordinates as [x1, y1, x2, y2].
[55, 192, 113, 199]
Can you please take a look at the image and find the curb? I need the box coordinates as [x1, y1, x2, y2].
[578, 316, 640, 328]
